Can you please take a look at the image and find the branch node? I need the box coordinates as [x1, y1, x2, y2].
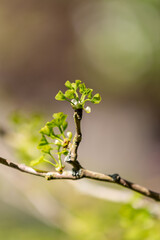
[109, 173, 121, 182]
[45, 174, 54, 181]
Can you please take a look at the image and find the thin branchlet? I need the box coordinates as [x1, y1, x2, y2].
[71, 109, 82, 159]
[66, 108, 83, 171]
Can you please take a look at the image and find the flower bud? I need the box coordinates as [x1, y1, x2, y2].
[85, 106, 91, 113]
[71, 99, 78, 106]
[67, 131, 72, 139]
[54, 140, 61, 145]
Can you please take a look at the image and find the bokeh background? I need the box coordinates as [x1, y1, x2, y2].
[0, 0, 160, 239]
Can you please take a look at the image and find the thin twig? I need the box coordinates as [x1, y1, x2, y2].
[66, 108, 83, 170]
[0, 156, 159, 201]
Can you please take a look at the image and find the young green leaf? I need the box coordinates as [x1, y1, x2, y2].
[40, 144, 52, 154]
[62, 121, 68, 132]
[79, 83, 86, 94]
[40, 125, 51, 136]
[91, 93, 101, 104]
[83, 88, 91, 95]
[53, 112, 66, 121]
[65, 80, 72, 89]
[64, 90, 75, 99]
[55, 90, 66, 101]
[46, 120, 57, 129]
[38, 135, 48, 146]
[87, 89, 93, 99]
[71, 82, 76, 90]
[52, 112, 67, 127]
[75, 80, 81, 89]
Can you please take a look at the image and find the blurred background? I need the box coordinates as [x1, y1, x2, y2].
[0, 0, 160, 239]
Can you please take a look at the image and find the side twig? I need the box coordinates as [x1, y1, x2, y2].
[0, 156, 160, 201]
[66, 108, 83, 171]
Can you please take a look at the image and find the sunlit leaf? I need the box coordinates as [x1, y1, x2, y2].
[87, 89, 93, 99]
[65, 80, 72, 89]
[64, 90, 75, 99]
[75, 80, 81, 89]
[55, 90, 66, 101]
[62, 121, 68, 132]
[79, 83, 86, 94]
[40, 125, 51, 136]
[38, 135, 48, 147]
[91, 93, 101, 104]
[40, 144, 52, 154]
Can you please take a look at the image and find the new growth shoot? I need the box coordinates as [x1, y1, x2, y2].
[35, 80, 101, 173]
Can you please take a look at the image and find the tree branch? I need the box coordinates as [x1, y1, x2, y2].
[0, 156, 160, 201]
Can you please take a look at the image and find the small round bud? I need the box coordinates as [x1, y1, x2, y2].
[54, 140, 61, 145]
[71, 99, 78, 106]
[67, 131, 72, 139]
[85, 106, 91, 113]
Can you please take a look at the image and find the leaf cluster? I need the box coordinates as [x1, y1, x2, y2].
[34, 112, 72, 173]
[120, 200, 160, 240]
[55, 80, 101, 113]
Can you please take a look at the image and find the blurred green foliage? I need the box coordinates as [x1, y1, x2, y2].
[10, 112, 43, 163]
[0, 195, 160, 240]
[120, 203, 160, 240]
[0, 202, 68, 240]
